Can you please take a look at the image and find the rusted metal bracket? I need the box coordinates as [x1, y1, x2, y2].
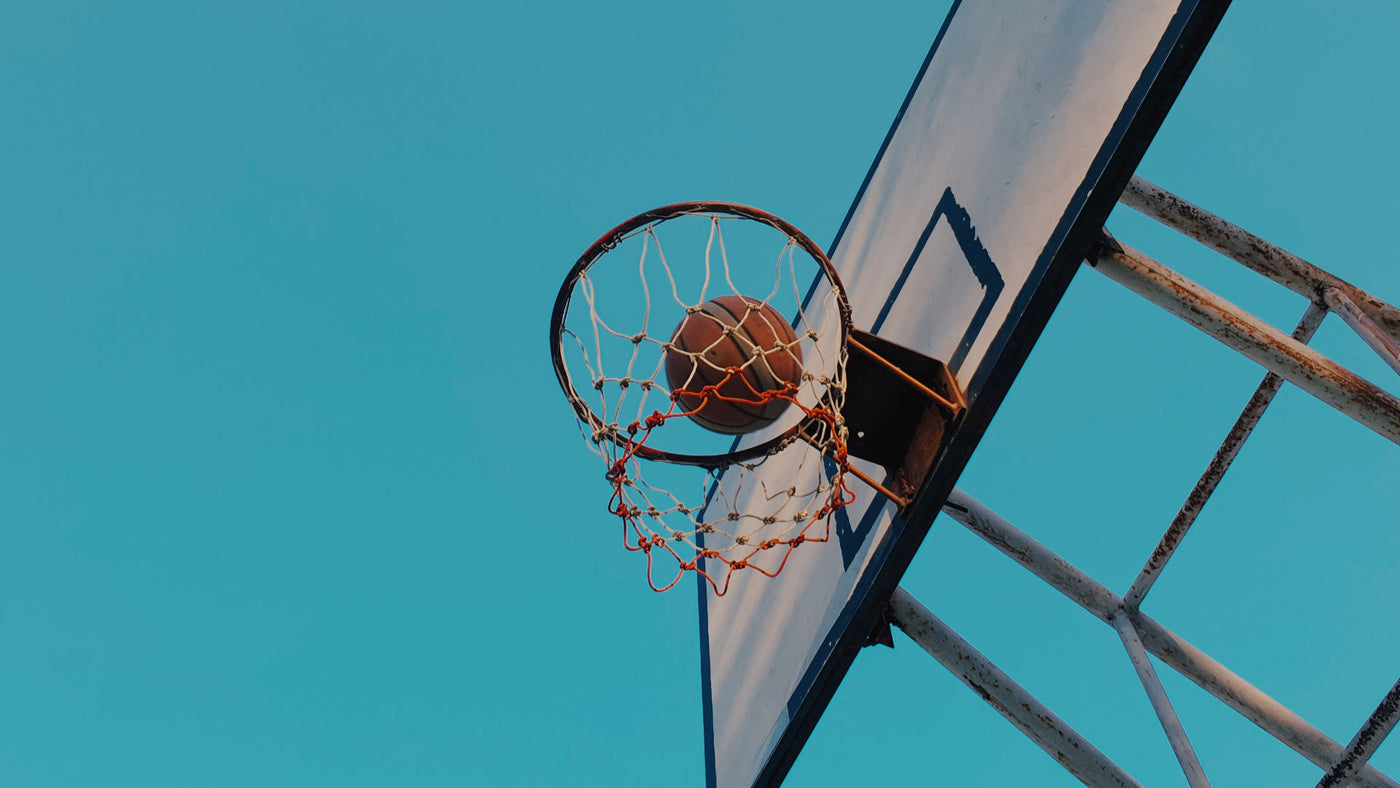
[838, 328, 967, 514]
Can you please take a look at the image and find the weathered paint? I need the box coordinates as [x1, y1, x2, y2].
[1317, 678, 1400, 788]
[1120, 176, 1400, 345]
[1091, 238, 1400, 446]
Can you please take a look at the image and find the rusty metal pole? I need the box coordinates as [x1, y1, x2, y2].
[1112, 609, 1212, 788]
[887, 587, 1144, 788]
[1317, 678, 1400, 788]
[1123, 302, 1328, 608]
[1119, 176, 1400, 345]
[1090, 238, 1400, 446]
[941, 489, 1400, 788]
[1321, 286, 1400, 377]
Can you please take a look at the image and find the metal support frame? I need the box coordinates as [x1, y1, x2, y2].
[1112, 178, 1400, 780]
[934, 490, 1400, 788]
[883, 179, 1398, 787]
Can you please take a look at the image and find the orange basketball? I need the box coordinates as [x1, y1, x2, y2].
[664, 296, 804, 435]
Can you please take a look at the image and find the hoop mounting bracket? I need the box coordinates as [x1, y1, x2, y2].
[840, 329, 966, 514]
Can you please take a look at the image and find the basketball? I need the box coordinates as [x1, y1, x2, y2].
[664, 295, 804, 434]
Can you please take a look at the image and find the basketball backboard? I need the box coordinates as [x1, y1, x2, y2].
[698, 1, 1234, 785]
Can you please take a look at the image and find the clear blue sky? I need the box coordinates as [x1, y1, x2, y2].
[2, 1, 1397, 786]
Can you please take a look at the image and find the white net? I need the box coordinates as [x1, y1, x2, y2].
[555, 205, 853, 594]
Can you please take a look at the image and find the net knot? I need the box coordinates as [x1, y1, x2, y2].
[645, 411, 667, 429]
[630, 332, 646, 344]
[606, 459, 627, 482]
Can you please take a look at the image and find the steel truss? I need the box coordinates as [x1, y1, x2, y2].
[887, 178, 1400, 788]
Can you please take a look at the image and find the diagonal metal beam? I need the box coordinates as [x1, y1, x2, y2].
[1113, 609, 1212, 787]
[1322, 286, 1400, 377]
[1317, 678, 1400, 788]
[1124, 302, 1328, 608]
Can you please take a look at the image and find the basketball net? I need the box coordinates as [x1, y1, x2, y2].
[554, 205, 853, 595]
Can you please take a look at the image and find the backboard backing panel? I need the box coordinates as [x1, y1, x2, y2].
[698, 1, 1233, 785]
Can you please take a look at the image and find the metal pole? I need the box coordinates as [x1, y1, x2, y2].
[1112, 610, 1212, 788]
[1091, 237, 1400, 446]
[1322, 286, 1400, 377]
[1317, 678, 1400, 788]
[887, 587, 1144, 788]
[941, 489, 1400, 788]
[1119, 176, 1400, 345]
[1123, 303, 1328, 608]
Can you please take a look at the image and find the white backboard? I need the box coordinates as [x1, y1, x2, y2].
[698, 1, 1233, 785]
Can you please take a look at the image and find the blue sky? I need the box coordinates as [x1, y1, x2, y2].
[2, 1, 1397, 786]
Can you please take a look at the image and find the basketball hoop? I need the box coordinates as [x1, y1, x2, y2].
[550, 202, 856, 594]
[551, 202, 966, 595]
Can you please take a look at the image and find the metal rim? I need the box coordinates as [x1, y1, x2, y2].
[549, 201, 853, 469]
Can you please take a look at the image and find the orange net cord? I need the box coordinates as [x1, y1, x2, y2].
[606, 374, 854, 596]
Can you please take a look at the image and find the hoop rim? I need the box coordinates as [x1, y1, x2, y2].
[549, 201, 853, 469]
